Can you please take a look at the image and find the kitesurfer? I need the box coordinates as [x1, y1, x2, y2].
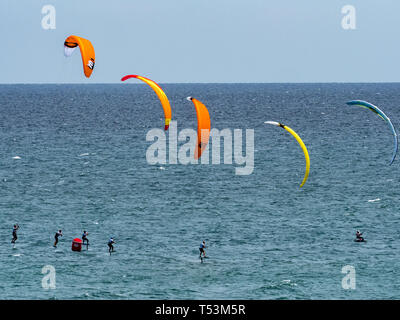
[53, 230, 63, 247]
[11, 224, 19, 244]
[355, 230, 364, 242]
[82, 231, 89, 247]
[199, 241, 206, 258]
[107, 237, 115, 254]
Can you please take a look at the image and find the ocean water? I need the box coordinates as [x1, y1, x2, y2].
[0, 83, 400, 300]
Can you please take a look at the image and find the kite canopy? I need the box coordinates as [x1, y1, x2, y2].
[64, 35, 95, 78]
[121, 75, 172, 130]
[346, 100, 398, 165]
[187, 97, 211, 160]
[265, 121, 310, 188]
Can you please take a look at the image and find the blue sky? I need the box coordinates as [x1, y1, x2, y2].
[0, 0, 398, 83]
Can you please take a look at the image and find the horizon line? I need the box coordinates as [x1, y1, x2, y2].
[1, 81, 400, 85]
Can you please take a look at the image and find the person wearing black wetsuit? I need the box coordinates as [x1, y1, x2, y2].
[107, 237, 115, 254]
[199, 241, 206, 258]
[356, 230, 364, 242]
[82, 231, 89, 248]
[11, 224, 19, 244]
[54, 230, 63, 247]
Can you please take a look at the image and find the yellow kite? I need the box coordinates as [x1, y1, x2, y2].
[265, 121, 310, 188]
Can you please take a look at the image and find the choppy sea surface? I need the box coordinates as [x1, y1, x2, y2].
[0, 83, 400, 299]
